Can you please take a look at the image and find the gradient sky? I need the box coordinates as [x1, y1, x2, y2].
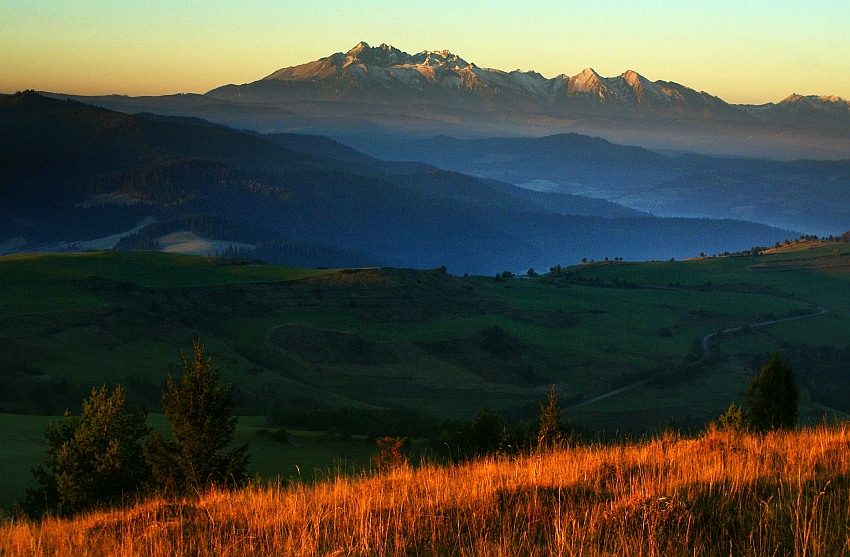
[2, 1, 849, 104]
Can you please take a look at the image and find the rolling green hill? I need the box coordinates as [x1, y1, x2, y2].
[2, 245, 850, 424]
[2, 244, 850, 510]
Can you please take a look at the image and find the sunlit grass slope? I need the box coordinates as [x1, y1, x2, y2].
[3, 424, 849, 556]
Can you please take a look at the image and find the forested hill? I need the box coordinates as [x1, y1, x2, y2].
[1, 92, 794, 274]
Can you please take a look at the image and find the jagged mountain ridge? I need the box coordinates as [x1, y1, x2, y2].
[44, 42, 850, 159]
[743, 93, 850, 130]
[207, 41, 742, 118]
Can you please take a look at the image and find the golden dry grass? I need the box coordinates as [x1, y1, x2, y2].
[3, 424, 849, 556]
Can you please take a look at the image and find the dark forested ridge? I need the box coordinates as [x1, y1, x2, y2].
[1, 92, 796, 274]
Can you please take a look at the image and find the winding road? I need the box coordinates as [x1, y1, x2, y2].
[699, 306, 828, 359]
[568, 305, 829, 409]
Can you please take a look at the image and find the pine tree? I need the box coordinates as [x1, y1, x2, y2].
[146, 340, 249, 494]
[745, 354, 798, 431]
[537, 385, 571, 449]
[24, 385, 150, 517]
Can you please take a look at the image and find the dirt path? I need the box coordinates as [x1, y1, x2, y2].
[569, 379, 651, 408]
[568, 305, 829, 410]
[698, 306, 827, 359]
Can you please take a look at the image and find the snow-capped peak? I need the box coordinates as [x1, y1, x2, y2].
[621, 70, 645, 87]
[412, 49, 469, 69]
[346, 41, 370, 55]
[569, 68, 606, 95]
[777, 93, 850, 114]
[576, 67, 601, 81]
[344, 41, 409, 66]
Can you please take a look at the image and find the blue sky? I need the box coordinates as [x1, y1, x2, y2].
[2, 0, 849, 103]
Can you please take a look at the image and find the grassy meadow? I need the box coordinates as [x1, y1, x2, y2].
[2, 424, 848, 556]
[2, 242, 850, 510]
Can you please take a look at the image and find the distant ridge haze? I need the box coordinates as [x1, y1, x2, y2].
[0, 92, 802, 273]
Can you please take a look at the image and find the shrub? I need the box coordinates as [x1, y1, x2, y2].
[372, 436, 408, 471]
[713, 402, 748, 432]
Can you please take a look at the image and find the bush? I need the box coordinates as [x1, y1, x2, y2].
[456, 407, 509, 460]
[713, 402, 748, 433]
[372, 436, 408, 471]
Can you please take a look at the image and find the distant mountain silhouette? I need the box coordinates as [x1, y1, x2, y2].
[1, 92, 796, 273]
[362, 133, 850, 234]
[37, 42, 850, 159]
[208, 42, 742, 119]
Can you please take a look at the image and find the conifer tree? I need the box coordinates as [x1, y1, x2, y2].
[146, 340, 249, 493]
[537, 385, 571, 449]
[25, 385, 150, 516]
[745, 354, 798, 431]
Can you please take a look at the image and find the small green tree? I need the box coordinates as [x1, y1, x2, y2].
[537, 385, 571, 449]
[24, 385, 150, 517]
[745, 354, 798, 431]
[145, 341, 249, 494]
[713, 402, 748, 433]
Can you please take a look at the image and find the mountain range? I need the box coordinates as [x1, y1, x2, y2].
[209, 41, 850, 128]
[46, 41, 850, 160]
[0, 92, 796, 274]
[208, 41, 741, 118]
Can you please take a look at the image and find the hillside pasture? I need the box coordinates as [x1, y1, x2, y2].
[2, 244, 850, 511]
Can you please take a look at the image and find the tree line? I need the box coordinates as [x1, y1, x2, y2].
[18, 341, 799, 519]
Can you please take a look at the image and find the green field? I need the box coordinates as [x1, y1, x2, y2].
[2, 244, 850, 509]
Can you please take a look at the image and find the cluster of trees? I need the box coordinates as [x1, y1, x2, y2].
[20, 335, 801, 519]
[22, 341, 248, 517]
[276, 385, 574, 463]
[455, 386, 572, 460]
[713, 354, 798, 433]
[370, 386, 573, 469]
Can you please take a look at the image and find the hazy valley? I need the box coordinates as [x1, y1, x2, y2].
[1, 91, 806, 275]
